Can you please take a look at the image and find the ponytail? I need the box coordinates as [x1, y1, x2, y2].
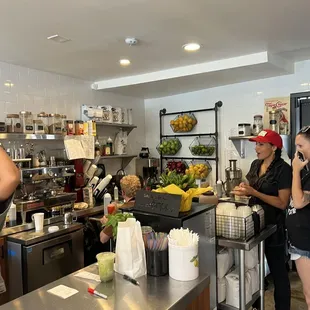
[265, 148, 282, 174]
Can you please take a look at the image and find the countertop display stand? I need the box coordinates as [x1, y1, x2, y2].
[217, 225, 276, 310]
[159, 101, 223, 180]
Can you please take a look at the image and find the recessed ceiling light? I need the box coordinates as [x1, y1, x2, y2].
[183, 43, 201, 52]
[47, 34, 71, 43]
[119, 59, 131, 66]
[301, 83, 309, 86]
[256, 91, 263, 95]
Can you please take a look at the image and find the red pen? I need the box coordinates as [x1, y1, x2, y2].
[88, 287, 107, 300]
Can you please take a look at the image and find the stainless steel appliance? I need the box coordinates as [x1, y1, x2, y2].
[290, 91, 310, 158]
[128, 203, 217, 310]
[15, 192, 77, 224]
[7, 222, 84, 300]
[224, 159, 242, 196]
[135, 158, 159, 180]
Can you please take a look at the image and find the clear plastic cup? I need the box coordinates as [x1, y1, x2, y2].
[96, 252, 116, 282]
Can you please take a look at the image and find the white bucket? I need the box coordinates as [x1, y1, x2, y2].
[168, 242, 199, 281]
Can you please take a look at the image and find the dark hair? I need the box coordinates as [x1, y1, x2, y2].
[298, 126, 310, 140]
[265, 147, 282, 174]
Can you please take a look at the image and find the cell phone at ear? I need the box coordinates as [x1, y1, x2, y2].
[298, 151, 309, 171]
[298, 151, 305, 162]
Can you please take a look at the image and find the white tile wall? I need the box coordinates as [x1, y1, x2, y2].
[144, 60, 310, 184]
[0, 61, 146, 175]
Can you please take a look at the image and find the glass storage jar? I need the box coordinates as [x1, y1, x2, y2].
[37, 113, 49, 134]
[48, 114, 62, 134]
[75, 121, 84, 135]
[61, 115, 67, 135]
[33, 120, 45, 134]
[238, 123, 252, 136]
[6, 114, 22, 133]
[269, 110, 279, 133]
[252, 115, 263, 136]
[65, 120, 74, 135]
[0, 122, 6, 133]
[19, 111, 34, 133]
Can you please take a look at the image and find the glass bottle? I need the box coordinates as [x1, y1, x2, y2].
[95, 137, 101, 157]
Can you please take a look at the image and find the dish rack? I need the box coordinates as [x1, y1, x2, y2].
[216, 214, 255, 241]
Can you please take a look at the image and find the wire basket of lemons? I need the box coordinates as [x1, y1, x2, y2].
[185, 161, 212, 180]
[170, 113, 197, 133]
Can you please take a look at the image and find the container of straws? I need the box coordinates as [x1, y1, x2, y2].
[145, 232, 169, 277]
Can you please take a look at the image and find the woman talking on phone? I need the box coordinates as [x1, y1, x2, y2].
[287, 126, 310, 308]
[233, 129, 291, 310]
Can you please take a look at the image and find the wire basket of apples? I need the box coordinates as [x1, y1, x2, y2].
[166, 160, 188, 174]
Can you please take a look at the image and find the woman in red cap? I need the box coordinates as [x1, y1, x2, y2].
[233, 129, 291, 310]
[286, 126, 310, 308]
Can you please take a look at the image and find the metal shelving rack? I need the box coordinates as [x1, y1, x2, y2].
[159, 101, 223, 180]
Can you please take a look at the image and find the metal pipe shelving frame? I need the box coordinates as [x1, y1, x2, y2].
[159, 101, 223, 180]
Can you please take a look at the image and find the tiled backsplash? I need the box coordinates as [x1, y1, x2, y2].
[0, 61, 146, 175]
[0, 61, 99, 120]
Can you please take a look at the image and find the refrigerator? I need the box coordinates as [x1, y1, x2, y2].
[291, 91, 310, 156]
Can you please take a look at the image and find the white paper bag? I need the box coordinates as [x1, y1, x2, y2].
[226, 269, 252, 308]
[114, 218, 146, 279]
[248, 265, 259, 295]
[217, 277, 226, 303]
[234, 246, 258, 271]
[217, 248, 234, 279]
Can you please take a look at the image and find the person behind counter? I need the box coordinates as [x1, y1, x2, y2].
[0, 147, 20, 293]
[232, 129, 291, 310]
[287, 126, 310, 308]
[100, 175, 142, 244]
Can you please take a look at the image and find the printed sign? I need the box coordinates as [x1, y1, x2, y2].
[264, 97, 290, 134]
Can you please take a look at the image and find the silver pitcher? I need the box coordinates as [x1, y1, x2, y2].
[64, 212, 77, 225]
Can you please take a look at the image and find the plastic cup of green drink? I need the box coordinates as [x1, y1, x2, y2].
[96, 252, 116, 282]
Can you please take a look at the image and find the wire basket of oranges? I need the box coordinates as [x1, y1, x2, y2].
[170, 113, 197, 133]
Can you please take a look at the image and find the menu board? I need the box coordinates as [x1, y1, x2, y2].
[134, 190, 181, 218]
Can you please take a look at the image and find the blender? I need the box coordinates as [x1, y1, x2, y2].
[224, 160, 242, 197]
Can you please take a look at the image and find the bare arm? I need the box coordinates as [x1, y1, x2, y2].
[291, 170, 310, 209]
[252, 188, 291, 210]
[291, 152, 310, 209]
[233, 183, 291, 210]
[0, 148, 20, 201]
[100, 230, 111, 244]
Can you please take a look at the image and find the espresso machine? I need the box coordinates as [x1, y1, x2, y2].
[135, 158, 159, 181]
[224, 159, 242, 196]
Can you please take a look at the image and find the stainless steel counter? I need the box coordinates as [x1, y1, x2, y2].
[74, 205, 105, 218]
[7, 222, 83, 245]
[217, 225, 277, 251]
[0, 264, 210, 310]
[0, 205, 106, 238]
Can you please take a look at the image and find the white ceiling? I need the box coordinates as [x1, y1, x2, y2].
[1, 0, 310, 96]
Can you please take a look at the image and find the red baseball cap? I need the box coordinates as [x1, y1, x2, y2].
[249, 129, 283, 149]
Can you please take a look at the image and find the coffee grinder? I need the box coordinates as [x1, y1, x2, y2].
[224, 159, 242, 196]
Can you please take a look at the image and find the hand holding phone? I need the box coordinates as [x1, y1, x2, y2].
[297, 151, 309, 171]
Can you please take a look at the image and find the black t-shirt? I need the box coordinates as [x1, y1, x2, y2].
[287, 168, 310, 251]
[246, 159, 292, 226]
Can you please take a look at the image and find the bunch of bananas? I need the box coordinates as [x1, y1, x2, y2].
[159, 171, 197, 192]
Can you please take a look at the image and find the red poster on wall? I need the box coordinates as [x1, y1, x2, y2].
[264, 97, 290, 135]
